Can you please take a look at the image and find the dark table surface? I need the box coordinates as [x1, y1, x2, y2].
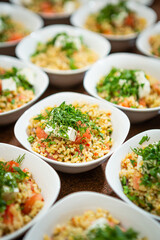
[0, 0, 160, 206]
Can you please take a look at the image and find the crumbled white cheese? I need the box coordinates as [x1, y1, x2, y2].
[135, 71, 151, 98]
[119, 79, 127, 86]
[87, 218, 108, 232]
[2, 185, 19, 193]
[44, 125, 77, 141]
[18, 68, 35, 85]
[2, 77, 17, 92]
[64, 1, 76, 13]
[137, 155, 143, 170]
[113, 11, 128, 26]
[54, 35, 82, 50]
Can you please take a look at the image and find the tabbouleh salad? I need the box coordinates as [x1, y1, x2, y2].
[44, 208, 147, 240]
[0, 155, 44, 237]
[120, 135, 160, 216]
[84, 1, 146, 36]
[27, 102, 113, 163]
[0, 67, 35, 113]
[30, 32, 98, 71]
[96, 67, 160, 109]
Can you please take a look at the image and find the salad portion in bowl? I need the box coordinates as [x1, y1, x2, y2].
[0, 143, 60, 240]
[96, 67, 160, 109]
[84, 53, 160, 123]
[106, 129, 160, 221]
[14, 92, 130, 173]
[0, 155, 44, 237]
[0, 66, 35, 113]
[30, 32, 98, 71]
[84, 0, 147, 36]
[0, 14, 29, 43]
[16, 24, 111, 87]
[23, 192, 160, 240]
[71, 0, 156, 51]
[0, 55, 49, 125]
[11, 0, 87, 19]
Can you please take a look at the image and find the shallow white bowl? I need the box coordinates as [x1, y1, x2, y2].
[0, 2, 43, 49]
[0, 143, 60, 240]
[16, 24, 111, 87]
[11, 0, 87, 20]
[0, 55, 49, 125]
[14, 92, 130, 173]
[24, 191, 160, 240]
[136, 21, 160, 59]
[106, 129, 160, 221]
[84, 52, 160, 123]
[71, 0, 157, 51]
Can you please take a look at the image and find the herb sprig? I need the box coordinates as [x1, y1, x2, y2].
[133, 139, 160, 187]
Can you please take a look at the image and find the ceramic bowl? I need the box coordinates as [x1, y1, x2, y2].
[0, 55, 49, 125]
[136, 21, 160, 59]
[23, 191, 160, 240]
[71, 0, 157, 51]
[10, 0, 87, 20]
[106, 129, 160, 221]
[16, 24, 111, 87]
[0, 143, 60, 240]
[0, 2, 43, 55]
[14, 92, 130, 173]
[83, 53, 160, 123]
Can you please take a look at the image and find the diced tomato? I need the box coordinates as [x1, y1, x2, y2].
[7, 33, 23, 42]
[105, 143, 110, 150]
[152, 82, 160, 95]
[3, 205, 14, 224]
[5, 161, 19, 172]
[119, 99, 130, 108]
[124, 14, 135, 27]
[23, 193, 43, 214]
[36, 127, 48, 139]
[94, 152, 98, 156]
[103, 29, 113, 35]
[7, 98, 12, 102]
[139, 98, 146, 107]
[41, 1, 53, 13]
[19, 94, 26, 100]
[23, 168, 29, 173]
[83, 128, 92, 139]
[133, 173, 142, 190]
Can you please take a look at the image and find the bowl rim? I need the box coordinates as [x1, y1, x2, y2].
[70, 0, 157, 41]
[136, 21, 160, 59]
[83, 52, 160, 113]
[0, 142, 61, 240]
[15, 24, 111, 75]
[105, 129, 160, 221]
[14, 91, 130, 168]
[0, 55, 49, 117]
[0, 2, 44, 48]
[23, 190, 160, 240]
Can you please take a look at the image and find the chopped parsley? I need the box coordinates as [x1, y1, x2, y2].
[96, 1, 131, 24]
[132, 139, 160, 187]
[34, 102, 102, 140]
[139, 135, 150, 145]
[73, 224, 139, 240]
[96, 67, 142, 101]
